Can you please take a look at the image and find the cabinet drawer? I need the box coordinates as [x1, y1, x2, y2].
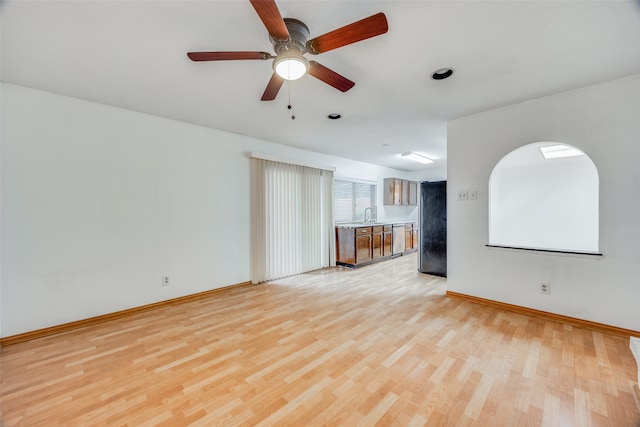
[372, 226, 383, 233]
[383, 225, 392, 232]
[356, 227, 372, 235]
[405, 223, 413, 229]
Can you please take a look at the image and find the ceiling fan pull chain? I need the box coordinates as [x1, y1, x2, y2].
[288, 83, 295, 120]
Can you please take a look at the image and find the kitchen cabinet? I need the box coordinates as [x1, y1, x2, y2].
[336, 226, 373, 266]
[402, 181, 411, 206]
[335, 227, 356, 265]
[404, 222, 418, 253]
[409, 181, 418, 206]
[384, 178, 403, 206]
[383, 178, 418, 206]
[336, 224, 393, 267]
[383, 225, 393, 256]
[336, 222, 416, 267]
[356, 228, 371, 264]
[372, 226, 384, 259]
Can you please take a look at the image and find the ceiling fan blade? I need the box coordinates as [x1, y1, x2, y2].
[306, 12, 388, 55]
[187, 51, 272, 61]
[308, 61, 355, 92]
[249, 0, 290, 41]
[261, 73, 285, 101]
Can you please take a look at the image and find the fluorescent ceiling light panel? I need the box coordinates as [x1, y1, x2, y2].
[540, 145, 585, 160]
[401, 152, 433, 164]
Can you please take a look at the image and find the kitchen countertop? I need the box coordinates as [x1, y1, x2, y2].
[335, 220, 417, 228]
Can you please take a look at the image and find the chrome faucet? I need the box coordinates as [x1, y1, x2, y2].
[363, 207, 375, 224]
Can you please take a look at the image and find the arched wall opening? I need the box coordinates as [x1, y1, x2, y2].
[488, 142, 599, 254]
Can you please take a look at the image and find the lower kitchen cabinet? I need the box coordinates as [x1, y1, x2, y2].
[336, 225, 392, 267]
[404, 222, 418, 253]
[383, 226, 393, 256]
[336, 222, 416, 267]
[372, 226, 384, 259]
[355, 231, 372, 264]
[336, 228, 356, 265]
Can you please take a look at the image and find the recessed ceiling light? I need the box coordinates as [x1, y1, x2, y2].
[539, 144, 585, 159]
[431, 68, 455, 80]
[401, 152, 434, 164]
[327, 113, 341, 120]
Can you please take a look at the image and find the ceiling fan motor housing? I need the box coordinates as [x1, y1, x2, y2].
[271, 18, 310, 54]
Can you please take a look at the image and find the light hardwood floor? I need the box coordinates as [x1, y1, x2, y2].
[1, 254, 639, 426]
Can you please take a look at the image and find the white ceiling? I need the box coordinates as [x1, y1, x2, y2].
[2, 1, 640, 171]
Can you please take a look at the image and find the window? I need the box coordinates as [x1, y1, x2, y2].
[488, 142, 599, 254]
[334, 179, 377, 223]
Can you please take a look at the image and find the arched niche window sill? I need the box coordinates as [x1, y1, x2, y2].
[486, 244, 603, 257]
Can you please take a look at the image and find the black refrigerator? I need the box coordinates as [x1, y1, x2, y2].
[418, 181, 447, 277]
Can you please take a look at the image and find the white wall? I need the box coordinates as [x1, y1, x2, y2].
[448, 73, 640, 331]
[409, 167, 447, 184]
[0, 83, 419, 337]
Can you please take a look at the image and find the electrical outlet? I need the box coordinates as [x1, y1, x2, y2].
[457, 190, 469, 201]
[540, 282, 550, 294]
[162, 276, 170, 286]
[469, 190, 478, 201]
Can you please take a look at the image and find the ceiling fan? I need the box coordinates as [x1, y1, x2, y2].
[187, 0, 388, 101]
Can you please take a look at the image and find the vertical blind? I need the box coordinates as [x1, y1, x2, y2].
[251, 158, 335, 283]
[334, 179, 377, 223]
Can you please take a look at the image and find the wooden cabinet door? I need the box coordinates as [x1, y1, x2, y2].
[355, 234, 372, 263]
[412, 228, 419, 249]
[393, 179, 403, 205]
[402, 180, 411, 206]
[409, 181, 418, 206]
[383, 231, 393, 256]
[372, 232, 383, 259]
[405, 228, 412, 251]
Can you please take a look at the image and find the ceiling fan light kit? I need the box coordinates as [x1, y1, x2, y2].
[271, 18, 310, 80]
[273, 52, 309, 81]
[187, 0, 388, 101]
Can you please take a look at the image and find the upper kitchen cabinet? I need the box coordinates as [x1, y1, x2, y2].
[408, 181, 417, 205]
[384, 178, 402, 206]
[383, 178, 418, 206]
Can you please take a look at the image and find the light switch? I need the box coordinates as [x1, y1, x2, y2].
[469, 190, 478, 201]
